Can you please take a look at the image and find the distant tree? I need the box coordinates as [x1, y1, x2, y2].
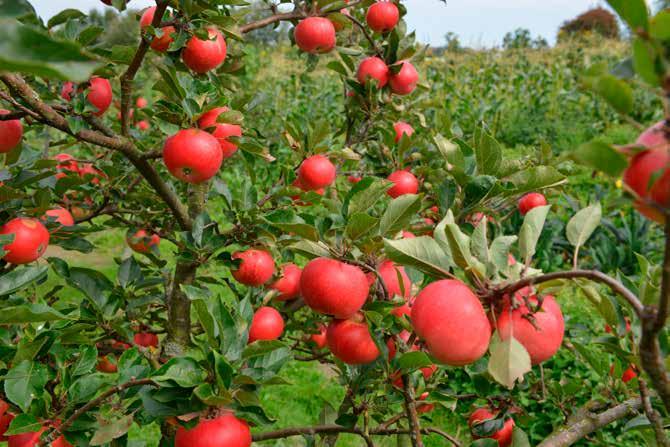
[559, 7, 619, 40]
[444, 32, 463, 53]
[502, 28, 547, 50]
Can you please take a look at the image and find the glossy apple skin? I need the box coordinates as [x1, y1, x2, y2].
[518, 192, 547, 216]
[622, 365, 637, 383]
[402, 230, 415, 239]
[412, 280, 491, 366]
[469, 408, 515, 447]
[298, 155, 337, 190]
[182, 28, 227, 74]
[310, 325, 328, 348]
[248, 306, 285, 343]
[393, 121, 414, 142]
[0, 412, 14, 442]
[140, 6, 175, 52]
[96, 355, 117, 373]
[0, 110, 23, 153]
[175, 414, 251, 447]
[294, 17, 336, 54]
[387, 170, 419, 198]
[126, 229, 160, 253]
[198, 107, 242, 159]
[134, 332, 159, 348]
[637, 120, 668, 149]
[300, 257, 369, 318]
[327, 313, 380, 364]
[496, 294, 564, 365]
[416, 392, 434, 414]
[389, 61, 418, 95]
[136, 97, 148, 108]
[137, 120, 150, 131]
[270, 263, 302, 301]
[44, 207, 75, 227]
[379, 260, 411, 298]
[366, 2, 400, 33]
[0, 218, 50, 264]
[232, 249, 275, 286]
[87, 77, 113, 116]
[357, 57, 389, 87]
[163, 129, 223, 183]
[54, 153, 78, 178]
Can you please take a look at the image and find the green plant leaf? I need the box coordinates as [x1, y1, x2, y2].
[379, 194, 422, 236]
[0, 0, 35, 18]
[650, 10, 670, 40]
[90, 415, 134, 445]
[518, 205, 551, 263]
[511, 426, 532, 447]
[4, 413, 41, 436]
[505, 166, 566, 195]
[397, 351, 433, 370]
[346, 213, 379, 240]
[488, 333, 531, 389]
[47, 8, 85, 29]
[566, 203, 602, 265]
[607, 0, 649, 31]
[474, 128, 502, 175]
[572, 140, 628, 178]
[4, 360, 50, 412]
[383, 236, 453, 279]
[632, 37, 661, 86]
[0, 303, 68, 323]
[0, 265, 47, 296]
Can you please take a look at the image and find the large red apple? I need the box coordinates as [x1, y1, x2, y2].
[0, 110, 23, 153]
[366, 1, 400, 33]
[297, 155, 337, 190]
[43, 207, 75, 227]
[270, 263, 302, 301]
[495, 293, 564, 365]
[140, 6, 176, 52]
[469, 408, 514, 447]
[327, 313, 380, 364]
[1, 218, 50, 265]
[175, 413, 251, 447]
[518, 192, 547, 216]
[300, 257, 369, 318]
[357, 57, 389, 88]
[393, 121, 414, 143]
[0, 413, 13, 442]
[637, 120, 668, 149]
[182, 28, 227, 74]
[134, 332, 159, 348]
[294, 17, 336, 54]
[378, 260, 411, 298]
[61, 78, 112, 116]
[389, 61, 418, 96]
[232, 249, 275, 286]
[387, 170, 419, 198]
[126, 229, 160, 253]
[198, 107, 243, 159]
[8, 429, 72, 447]
[163, 129, 223, 183]
[411, 280, 491, 366]
[248, 306, 284, 343]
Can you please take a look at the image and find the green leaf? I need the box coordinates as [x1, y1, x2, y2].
[607, 0, 648, 31]
[566, 203, 602, 256]
[118, 256, 141, 288]
[379, 194, 422, 236]
[472, 440, 499, 447]
[471, 221, 490, 265]
[511, 426, 532, 447]
[47, 8, 85, 29]
[632, 37, 661, 86]
[488, 333, 531, 389]
[518, 205, 551, 264]
[505, 166, 566, 195]
[0, 0, 35, 18]
[474, 128, 502, 175]
[346, 213, 379, 240]
[0, 19, 102, 82]
[383, 237, 453, 279]
[572, 140, 627, 177]
[72, 345, 98, 377]
[396, 351, 433, 370]
[288, 240, 330, 259]
[490, 236, 518, 273]
[588, 73, 634, 114]
[4, 413, 41, 436]
[345, 177, 390, 216]
[0, 265, 47, 296]
[650, 10, 670, 40]
[69, 373, 112, 403]
[0, 303, 68, 323]
[4, 360, 49, 412]
[90, 415, 134, 445]
[152, 357, 208, 388]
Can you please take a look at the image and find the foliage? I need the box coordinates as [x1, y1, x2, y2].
[559, 8, 620, 41]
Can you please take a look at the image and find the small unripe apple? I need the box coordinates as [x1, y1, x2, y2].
[389, 61, 418, 96]
[43, 207, 75, 227]
[379, 260, 411, 298]
[412, 280, 491, 366]
[134, 332, 159, 348]
[96, 355, 117, 373]
[270, 263, 302, 301]
[402, 230, 415, 239]
[175, 413, 251, 447]
[163, 129, 223, 183]
[136, 97, 148, 108]
[393, 121, 414, 143]
[136, 120, 150, 131]
[294, 17, 336, 54]
[300, 257, 369, 318]
[327, 313, 380, 364]
[182, 28, 227, 74]
[126, 229, 160, 253]
[518, 192, 547, 216]
[387, 170, 419, 198]
[356, 57, 389, 88]
[0, 110, 22, 153]
[198, 107, 243, 159]
[298, 155, 337, 190]
[248, 306, 284, 343]
[469, 408, 515, 447]
[366, 1, 400, 33]
[140, 6, 176, 52]
[232, 249, 275, 286]
[0, 218, 50, 265]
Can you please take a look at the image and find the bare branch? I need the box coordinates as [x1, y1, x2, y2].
[638, 379, 669, 447]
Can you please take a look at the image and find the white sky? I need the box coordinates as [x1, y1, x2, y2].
[31, 0, 650, 48]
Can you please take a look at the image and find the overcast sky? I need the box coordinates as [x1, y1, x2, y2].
[31, 0, 647, 48]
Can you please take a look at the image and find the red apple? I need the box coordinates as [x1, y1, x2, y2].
[163, 129, 223, 183]
[136, 97, 148, 108]
[327, 313, 380, 364]
[637, 120, 668, 149]
[348, 175, 362, 184]
[232, 249, 275, 286]
[0, 110, 23, 153]
[297, 155, 336, 190]
[393, 121, 414, 143]
[469, 408, 515, 447]
[0, 218, 50, 265]
[54, 153, 78, 178]
[140, 6, 176, 52]
[300, 257, 369, 318]
[79, 163, 105, 185]
[270, 263, 302, 301]
[518, 192, 547, 216]
[0, 412, 14, 442]
[134, 332, 159, 348]
[402, 230, 415, 239]
[366, 1, 400, 33]
[389, 61, 418, 95]
[248, 306, 284, 343]
[175, 413, 251, 447]
[136, 120, 150, 131]
[412, 280, 491, 366]
[496, 294, 564, 365]
[182, 28, 227, 74]
[310, 325, 328, 349]
[96, 355, 117, 373]
[622, 365, 637, 383]
[416, 392, 434, 414]
[87, 77, 113, 116]
[379, 260, 411, 298]
[198, 107, 243, 159]
[294, 17, 336, 54]
[43, 207, 75, 227]
[387, 170, 419, 198]
[126, 229, 160, 253]
[390, 302, 411, 319]
[356, 56, 389, 88]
